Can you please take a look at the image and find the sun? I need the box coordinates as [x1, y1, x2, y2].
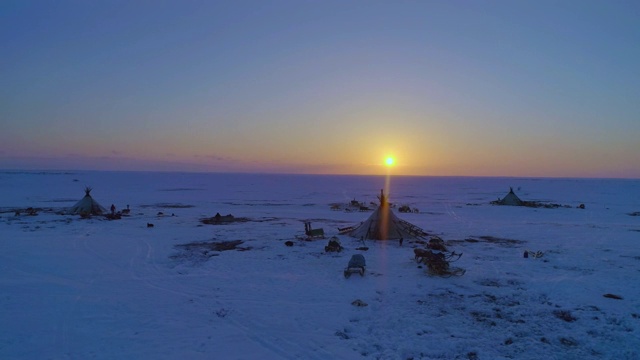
[385, 156, 395, 166]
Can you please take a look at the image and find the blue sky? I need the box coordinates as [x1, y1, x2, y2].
[1, 0, 639, 177]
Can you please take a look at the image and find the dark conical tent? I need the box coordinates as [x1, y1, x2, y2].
[348, 190, 428, 241]
[497, 187, 524, 206]
[68, 187, 107, 216]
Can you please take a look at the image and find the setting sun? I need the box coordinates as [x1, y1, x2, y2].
[385, 157, 395, 166]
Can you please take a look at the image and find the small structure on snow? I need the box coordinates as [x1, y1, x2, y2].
[491, 188, 573, 209]
[201, 213, 249, 225]
[304, 221, 325, 238]
[67, 187, 107, 216]
[493, 187, 524, 206]
[344, 254, 366, 278]
[398, 205, 419, 213]
[347, 190, 428, 241]
[325, 237, 343, 252]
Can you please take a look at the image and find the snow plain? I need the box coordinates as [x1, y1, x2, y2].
[1, 171, 639, 360]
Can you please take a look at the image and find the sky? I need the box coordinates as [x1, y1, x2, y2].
[1, 0, 639, 177]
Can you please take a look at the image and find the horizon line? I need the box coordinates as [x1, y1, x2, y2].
[1, 168, 638, 181]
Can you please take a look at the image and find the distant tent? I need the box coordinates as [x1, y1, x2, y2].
[68, 187, 107, 216]
[496, 187, 524, 206]
[348, 190, 428, 241]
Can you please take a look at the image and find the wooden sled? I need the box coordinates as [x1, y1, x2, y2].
[338, 225, 355, 235]
[344, 254, 366, 278]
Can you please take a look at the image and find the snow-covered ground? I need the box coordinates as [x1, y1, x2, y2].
[1, 171, 639, 359]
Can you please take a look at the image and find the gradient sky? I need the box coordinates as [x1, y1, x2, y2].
[1, 0, 639, 177]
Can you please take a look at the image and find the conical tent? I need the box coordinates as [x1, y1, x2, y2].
[68, 187, 107, 216]
[348, 190, 427, 240]
[498, 187, 523, 206]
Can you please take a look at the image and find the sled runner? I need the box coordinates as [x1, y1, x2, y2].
[524, 250, 544, 258]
